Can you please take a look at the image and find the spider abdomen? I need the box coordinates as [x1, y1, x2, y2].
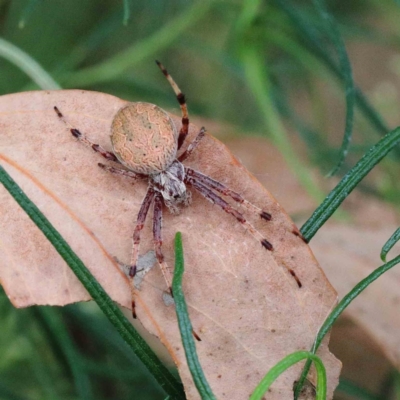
[111, 102, 178, 175]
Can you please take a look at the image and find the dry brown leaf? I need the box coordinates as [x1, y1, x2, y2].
[228, 135, 400, 371]
[0, 90, 340, 399]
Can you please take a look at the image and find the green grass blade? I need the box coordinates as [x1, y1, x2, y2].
[380, 227, 400, 262]
[122, 0, 130, 26]
[312, 0, 355, 176]
[240, 45, 325, 202]
[236, 0, 325, 202]
[300, 126, 400, 242]
[337, 378, 379, 400]
[34, 308, 92, 400]
[0, 165, 185, 400]
[173, 233, 216, 400]
[273, 0, 390, 136]
[250, 351, 326, 400]
[67, 1, 212, 87]
[0, 38, 61, 90]
[294, 254, 400, 399]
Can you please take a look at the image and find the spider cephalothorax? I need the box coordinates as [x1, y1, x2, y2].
[54, 61, 301, 318]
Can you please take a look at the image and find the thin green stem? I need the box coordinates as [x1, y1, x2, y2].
[66, 1, 212, 87]
[173, 233, 216, 400]
[301, 126, 400, 242]
[250, 351, 326, 400]
[381, 227, 400, 262]
[0, 38, 61, 90]
[294, 254, 400, 398]
[0, 165, 185, 400]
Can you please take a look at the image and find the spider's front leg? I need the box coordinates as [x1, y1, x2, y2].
[156, 61, 189, 150]
[98, 163, 143, 181]
[54, 106, 119, 163]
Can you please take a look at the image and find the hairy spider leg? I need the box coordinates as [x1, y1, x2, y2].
[156, 61, 189, 150]
[185, 168, 272, 221]
[129, 188, 155, 318]
[153, 193, 173, 295]
[187, 177, 273, 251]
[178, 127, 206, 162]
[54, 106, 119, 163]
[187, 177, 303, 288]
[97, 163, 143, 180]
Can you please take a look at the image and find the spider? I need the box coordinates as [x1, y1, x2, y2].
[54, 61, 300, 318]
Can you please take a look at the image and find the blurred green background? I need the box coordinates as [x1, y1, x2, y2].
[1, 0, 400, 399]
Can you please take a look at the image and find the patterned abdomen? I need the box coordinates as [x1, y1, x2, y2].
[111, 102, 178, 175]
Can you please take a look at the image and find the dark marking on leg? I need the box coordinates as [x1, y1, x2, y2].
[187, 177, 273, 251]
[92, 144, 119, 162]
[54, 106, 63, 118]
[192, 329, 202, 342]
[129, 265, 136, 278]
[260, 211, 272, 221]
[131, 299, 137, 319]
[186, 168, 272, 222]
[289, 269, 302, 288]
[261, 239, 273, 251]
[155, 60, 189, 150]
[71, 128, 82, 138]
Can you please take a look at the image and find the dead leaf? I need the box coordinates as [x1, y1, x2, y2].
[0, 90, 340, 399]
[228, 135, 400, 377]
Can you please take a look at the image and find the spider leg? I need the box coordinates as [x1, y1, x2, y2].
[153, 193, 173, 295]
[98, 163, 144, 180]
[178, 127, 206, 162]
[187, 177, 303, 288]
[129, 187, 155, 318]
[54, 106, 119, 163]
[187, 177, 273, 250]
[155, 61, 189, 150]
[185, 168, 271, 221]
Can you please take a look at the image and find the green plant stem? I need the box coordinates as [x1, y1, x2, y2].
[294, 254, 400, 399]
[273, 0, 390, 137]
[34, 307, 92, 399]
[381, 227, 400, 262]
[237, 0, 325, 202]
[312, 0, 355, 176]
[0, 38, 61, 90]
[250, 351, 326, 400]
[0, 165, 185, 400]
[173, 233, 216, 400]
[66, 1, 212, 87]
[301, 126, 400, 242]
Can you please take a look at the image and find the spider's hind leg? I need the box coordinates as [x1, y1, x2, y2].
[187, 177, 273, 250]
[153, 193, 173, 294]
[187, 176, 303, 288]
[128, 187, 155, 318]
[53, 106, 119, 163]
[185, 168, 271, 221]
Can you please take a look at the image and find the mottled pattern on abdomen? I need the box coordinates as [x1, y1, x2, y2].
[111, 102, 178, 174]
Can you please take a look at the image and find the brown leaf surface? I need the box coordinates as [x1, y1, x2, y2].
[228, 136, 400, 370]
[0, 90, 340, 399]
